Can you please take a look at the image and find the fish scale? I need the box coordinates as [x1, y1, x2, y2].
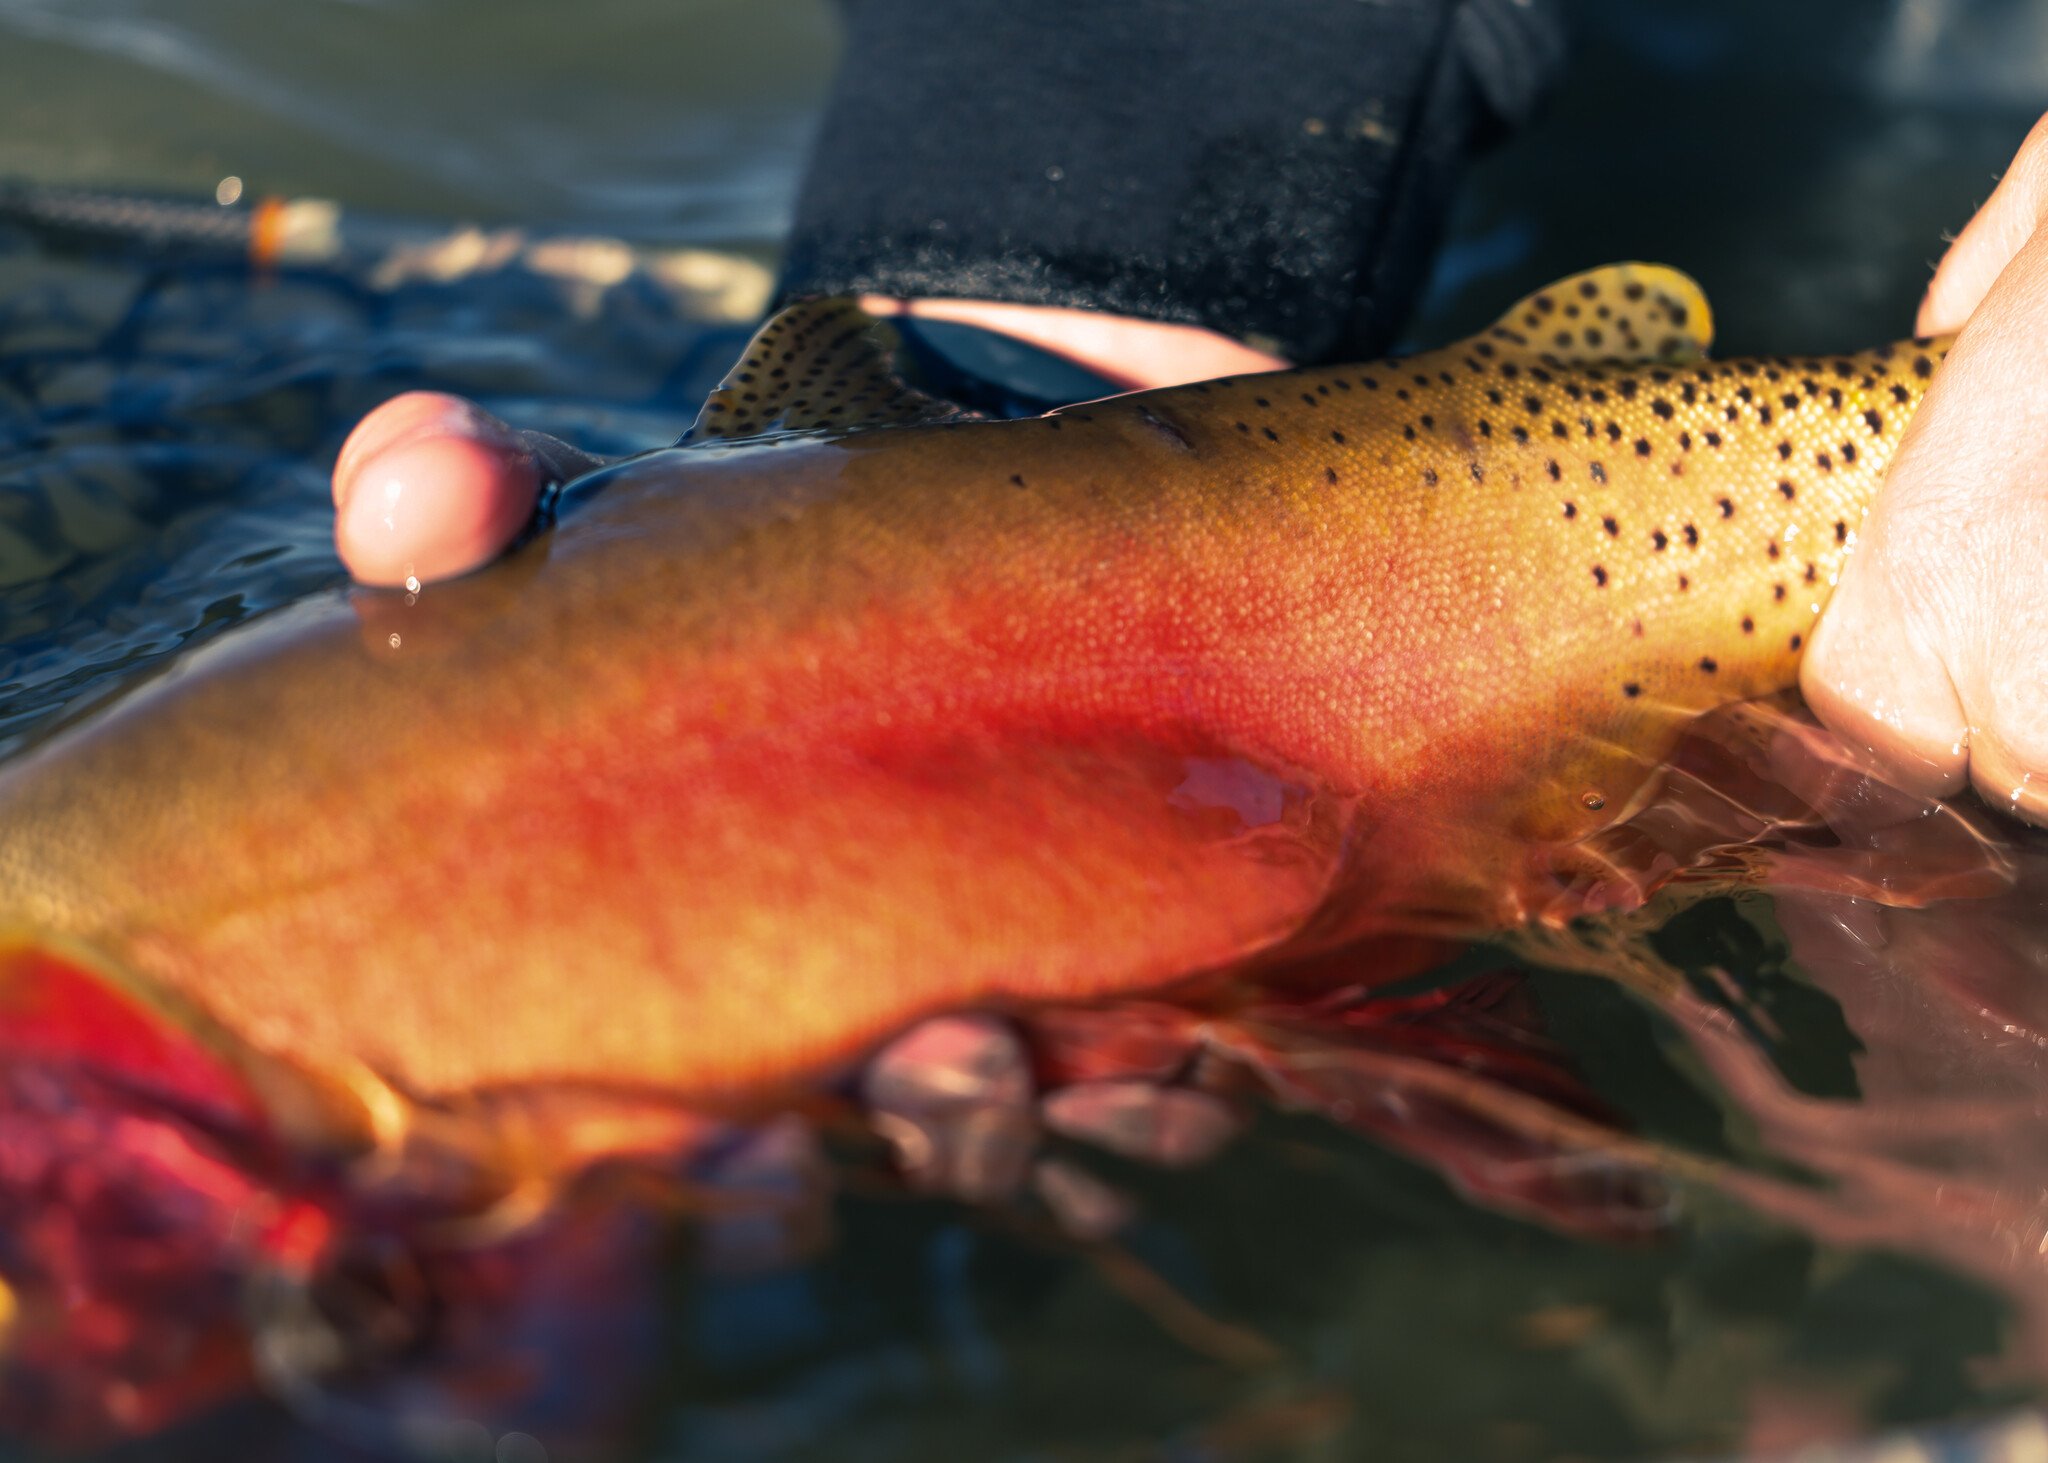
[0, 266, 1951, 1115]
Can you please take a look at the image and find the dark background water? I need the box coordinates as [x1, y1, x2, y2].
[4, 1, 2048, 1459]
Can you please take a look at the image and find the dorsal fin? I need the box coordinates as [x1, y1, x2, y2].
[684, 298, 970, 442]
[1481, 263, 1712, 366]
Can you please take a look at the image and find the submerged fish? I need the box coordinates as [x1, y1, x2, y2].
[0, 264, 1950, 1150]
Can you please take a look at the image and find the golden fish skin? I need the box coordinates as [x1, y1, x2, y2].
[0, 267, 1950, 1102]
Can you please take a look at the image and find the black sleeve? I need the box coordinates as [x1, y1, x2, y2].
[775, 0, 1567, 365]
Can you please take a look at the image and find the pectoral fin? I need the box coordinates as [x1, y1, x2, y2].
[0, 933, 373, 1157]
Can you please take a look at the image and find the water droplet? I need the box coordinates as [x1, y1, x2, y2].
[387, 633, 401, 649]
[403, 574, 421, 594]
[1045, 164, 1065, 182]
[1581, 791, 1606, 811]
[214, 175, 243, 206]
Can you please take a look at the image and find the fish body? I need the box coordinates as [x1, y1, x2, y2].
[0, 267, 1949, 1108]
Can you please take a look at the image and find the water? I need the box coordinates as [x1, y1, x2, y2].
[4, 1, 2048, 1458]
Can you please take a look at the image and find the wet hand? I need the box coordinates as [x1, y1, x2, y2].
[329, 309, 1283, 588]
[1803, 114, 2048, 823]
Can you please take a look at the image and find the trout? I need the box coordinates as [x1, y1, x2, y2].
[0, 265, 1950, 1131]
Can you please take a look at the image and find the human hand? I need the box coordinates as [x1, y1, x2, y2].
[1802, 113, 2048, 823]
[329, 306, 1283, 587]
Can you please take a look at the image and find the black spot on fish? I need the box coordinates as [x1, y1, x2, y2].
[1835, 520, 1848, 542]
[1546, 459, 1562, 480]
[1778, 481, 1796, 500]
[1841, 442, 1857, 464]
[1718, 497, 1735, 518]
[1652, 400, 1674, 420]
[1891, 383, 1911, 404]
[1326, 467, 1339, 484]
[1816, 451, 1832, 471]
[1602, 515, 1619, 535]
[1683, 524, 1698, 546]
[1263, 427, 1280, 442]
[1563, 500, 1577, 517]
[1778, 441, 1793, 459]
[1652, 528, 1669, 550]
[1010, 473, 1026, 487]
[1331, 430, 1347, 444]
[1635, 437, 1651, 456]
[1791, 632, 1804, 650]
[1422, 467, 1438, 486]
[1914, 355, 1933, 378]
[1699, 657, 1718, 674]
[1592, 565, 1608, 586]
[1591, 462, 1608, 484]
[1742, 616, 1754, 633]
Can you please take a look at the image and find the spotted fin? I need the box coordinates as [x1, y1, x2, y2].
[1482, 263, 1712, 365]
[685, 298, 970, 442]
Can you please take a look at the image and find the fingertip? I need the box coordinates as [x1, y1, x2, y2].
[334, 391, 480, 508]
[335, 429, 539, 588]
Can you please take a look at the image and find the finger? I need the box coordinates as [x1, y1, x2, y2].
[1919, 111, 2048, 335]
[332, 392, 544, 587]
